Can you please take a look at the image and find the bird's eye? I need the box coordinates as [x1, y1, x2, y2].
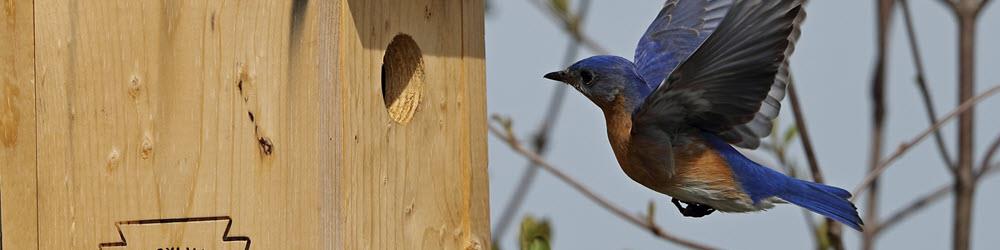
[580, 70, 595, 85]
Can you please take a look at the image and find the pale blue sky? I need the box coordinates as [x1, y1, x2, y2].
[485, 1, 1000, 249]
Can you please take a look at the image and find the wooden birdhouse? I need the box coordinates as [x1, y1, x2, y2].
[0, 0, 490, 249]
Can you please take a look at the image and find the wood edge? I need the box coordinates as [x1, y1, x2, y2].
[461, 0, 491, 248]
[0, 0, 39, 249]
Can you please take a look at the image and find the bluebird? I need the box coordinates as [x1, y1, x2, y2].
[543, 0, 863, 230]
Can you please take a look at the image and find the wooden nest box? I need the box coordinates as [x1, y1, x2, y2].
[1, 0, 490, 249]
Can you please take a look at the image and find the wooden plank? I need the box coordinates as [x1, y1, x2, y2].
[340, 0, 488, 248]
[31, 1, 336, 249]
[316, 0, 344, 249]
[23, 0, 487, 248]
[0, 0, 39, 249]
[461, 0, 491, 248]
[285, 0, 342, 249]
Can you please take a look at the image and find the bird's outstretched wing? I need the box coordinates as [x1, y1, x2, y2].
[633, 0, 805, 149]
[633, 0, 734, 91]
[715, 0, 803, 149]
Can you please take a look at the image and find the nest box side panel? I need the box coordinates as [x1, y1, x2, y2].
[461, 0, 491, 247]
[0, 0, 39, 249]
[30, 1, 339, 249]
[340, 0, 489, 248]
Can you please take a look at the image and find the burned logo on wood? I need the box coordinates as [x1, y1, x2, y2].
[98, 216, 250, 250]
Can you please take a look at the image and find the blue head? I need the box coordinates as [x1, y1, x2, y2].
[544, 55, 651, 111]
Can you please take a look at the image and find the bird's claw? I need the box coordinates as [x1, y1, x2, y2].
[671, 198, 716, 218]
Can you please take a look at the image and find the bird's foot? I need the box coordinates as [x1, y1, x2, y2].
[671, 198, 716, 218]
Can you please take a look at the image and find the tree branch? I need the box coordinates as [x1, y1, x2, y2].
[788, 80, 844, 250]
[976, 0, 993, 16]
[488, 118, 717, 250]
[873, 161, 998, 235]
[871, 130, 999, 236]
[529, 0, 609, 55]
[899, 0, 957, 172]
[787, 80, 826, 187]
[874, 183, 950, 235]
[951, 1, 979, 248]
[852, 84, 1000, 197]
[492, 0, 594, 240]
[940, 0, 959, 11]
[864, 0, 894, 248]
[978, 132, 1000, 179]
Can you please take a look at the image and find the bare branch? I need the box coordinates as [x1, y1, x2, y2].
[864, 0, 895, 248]
[980, 163, 1000, 180]
[787, 80, 844, 249]
[852, 85, 1000, 197]
[787, 80, 826, 184]
[874, 183, 950, 235]
[493, 0, 594, 239]
[977, 0, 994, 16]
[873, 133, 999, 236]
[940, 0, 959, 10]
[874, 161, 999, 235]
[978, 132, 1000, 178]
[951, 1, 978, 248]
[488, 119, 717, 250]
[529, 0, 609, 55]
[900, 0, 957, 171]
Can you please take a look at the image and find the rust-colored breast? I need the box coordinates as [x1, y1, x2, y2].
[671, 142, 745, 197]
[602, 96, 640, 181]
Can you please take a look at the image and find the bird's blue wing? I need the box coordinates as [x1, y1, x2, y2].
[633, 0, 734, 91]
[632, 0, 805, 149]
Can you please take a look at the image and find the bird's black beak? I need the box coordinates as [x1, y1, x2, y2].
[544, 71, 570, 83]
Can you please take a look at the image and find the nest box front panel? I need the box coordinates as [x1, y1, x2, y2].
[1, 0, 488, 249]
[340, 0, 489, 249]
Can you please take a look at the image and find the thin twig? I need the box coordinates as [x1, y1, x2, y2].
[864, 0, 894, 248]
[775, 2, 839, 248]
[852, 84, 1000, 197]
[872, 131, 999, 236]
[978, 133, 1000, 178]
[787, 80, 826, 185]
[488, 120, 717, 250]
[976, 0, 994, 16]
[529, 0, 609, 55]
[940, 0, 959, 10]
[762, 128, 823, 247]
[492, 0, 594, 239]
[899, 0, 957, 172]
[874, 162, 999, 235]
[980, 163, 1000, 180]
[874, 183, 949, 235]
[976, 0, 990, 15]
[788, 80, 844, 249]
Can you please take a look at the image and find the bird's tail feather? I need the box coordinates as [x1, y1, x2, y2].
[778, 180, 864, 231]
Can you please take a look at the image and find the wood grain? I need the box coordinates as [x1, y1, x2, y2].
[31, 1, 324, 249]
[0, 0, 38, 249]
[462, 0, 491, 248]
[340, 0, 489, 248]
[3, 0, 488, 249]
